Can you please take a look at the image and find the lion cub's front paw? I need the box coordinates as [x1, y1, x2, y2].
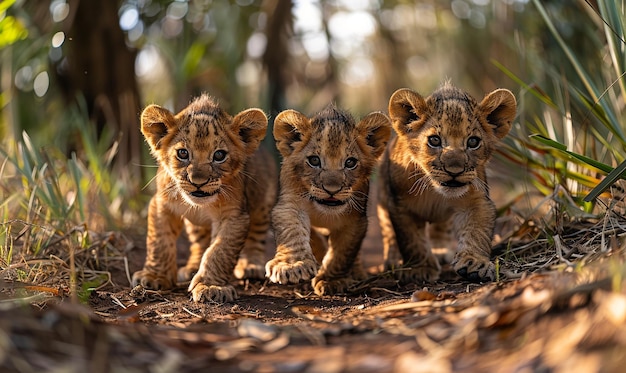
[177, 266, 198, 282]
[188, 274, 237, 303]
[383, 246, 404, 271]
[453, 250, 495, 282]
[395, 254, 441, 283]
[132, 269, 176, 290]
[312, 275, 355, 296]
[234, 257, 266, 280]
[265, 254, 318, 285]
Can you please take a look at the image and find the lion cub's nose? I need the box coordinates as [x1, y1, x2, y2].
[320, 170, 343, 195]
[188, 164, 213, 185]
[322, 183, 342, 195]
[189, 174, 210, 186]
[441, 150, 465, 176]
[443, 165, 464, 177]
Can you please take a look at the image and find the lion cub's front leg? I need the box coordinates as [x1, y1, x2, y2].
[176, 221, 212, 282]
[387, 207, 441, 283]
[311, 220, 367, 296]
[234, 213, 271, 280]
[234, 242, 265, 280]
[266, 200, 318, 284]
[451, 204, 497, 282]
[132, 197, 182, 290]
[188, 214, 249, 302]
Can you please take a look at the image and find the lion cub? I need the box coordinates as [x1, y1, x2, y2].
[266, 106, 391, 295]
[378, 83, 516, 282]
[132, 95, 277, 302]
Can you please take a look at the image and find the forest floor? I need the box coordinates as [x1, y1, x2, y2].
[2, 193, 626, 372]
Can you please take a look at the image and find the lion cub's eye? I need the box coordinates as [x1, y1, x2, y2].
[307, 155, 321, 168]
[427, 135, 442, 148]
[176, 148, 190, 161]
[213, 150, 228, 163]
[467, 136, 481, 150]
[344, 157, 358, 170]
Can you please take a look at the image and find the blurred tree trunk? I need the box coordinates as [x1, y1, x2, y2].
[262, 0, 293, 117]
[56, 0, 142, 178]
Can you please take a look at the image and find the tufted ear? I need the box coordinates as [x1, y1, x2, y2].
[357, 111, 391, 159]
[141, 104, 177, 152]
[273, 109, 311, 157]
[232, 108, 268, 155]
[388, 88, 429, 135]
[478, 88, 516, 140]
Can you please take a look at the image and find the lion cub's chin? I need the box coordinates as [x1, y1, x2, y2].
[311, 197, 349, 213]
[181, 189, 220, 206]
[433, 182, 470, 199]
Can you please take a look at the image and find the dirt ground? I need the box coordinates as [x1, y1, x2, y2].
[2, 186, 626, 372]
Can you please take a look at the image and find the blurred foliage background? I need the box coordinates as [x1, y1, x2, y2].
[1, 0, 624, 234]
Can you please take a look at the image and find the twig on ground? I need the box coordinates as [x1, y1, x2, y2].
[110, 293, 127, 309]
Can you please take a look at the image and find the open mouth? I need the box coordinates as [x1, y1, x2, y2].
[313, 197, 346, 207]
[441, 180, 467, 188]
[189, 190, 218, 198]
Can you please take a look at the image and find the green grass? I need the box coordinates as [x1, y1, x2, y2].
[495, 0, 626, 215]
[0, 105, 144, 302]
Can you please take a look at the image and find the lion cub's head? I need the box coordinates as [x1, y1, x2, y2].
[274, 105, 390, 214]
[141, 94, 267, 206]
[389, 83, 516, 198]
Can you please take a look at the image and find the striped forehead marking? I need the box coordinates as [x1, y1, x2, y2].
[428, 85, 479, 138]
[311, 106, 356, 158]
[175, 95, 232, 151]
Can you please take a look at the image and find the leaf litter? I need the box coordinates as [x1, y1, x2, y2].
[1, 203, 626, 372]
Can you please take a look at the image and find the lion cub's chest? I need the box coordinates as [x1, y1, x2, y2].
[399, 185, 493, 224]
[178, 205, 216, 226]
[398, 189, 456, 223]
[160, 196, 215, 226]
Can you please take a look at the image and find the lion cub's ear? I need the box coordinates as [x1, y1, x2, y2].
[479, 89, 517, 140]
[388, 88, 429, 135]
[141, 104, 177, 152]
[232, 108, 268, 155]
[357, 112, 391, 159]
[273, 109, 311, 157]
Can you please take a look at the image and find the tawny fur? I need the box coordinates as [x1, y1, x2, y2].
[378, 83, 516, 282]
[266, 105, 391, 295]
[132, 94, 277, 302]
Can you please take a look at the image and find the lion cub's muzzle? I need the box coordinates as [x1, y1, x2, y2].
[187, 176, 220, 198]
[441, 179, 467, 188]
[309, 173, 350, 207]
[440, 156, 469, 188]
[313, 196, 346, 206]
[190, 189, 218, 198]
[311, 183, 348, 207]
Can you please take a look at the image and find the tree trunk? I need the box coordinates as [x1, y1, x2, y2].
[56, 0, 142, 179]
[262, 0, 293, 117]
